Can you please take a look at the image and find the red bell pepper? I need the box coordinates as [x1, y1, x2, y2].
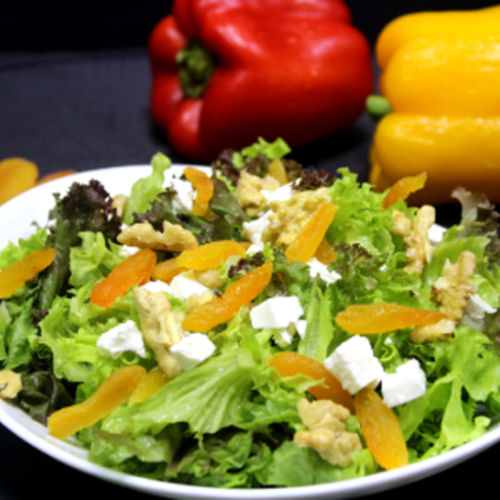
[148, 0, 373, 160]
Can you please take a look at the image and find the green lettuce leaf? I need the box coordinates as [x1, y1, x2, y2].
[327, 168, 400, 255]
[38, 231, 147, 399]
[397, 327, 500, 458]
[122, 152, 171, 225]
[255, 440, 377, 487]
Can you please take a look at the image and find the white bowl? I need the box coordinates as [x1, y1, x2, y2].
[1, 165, 500, 499]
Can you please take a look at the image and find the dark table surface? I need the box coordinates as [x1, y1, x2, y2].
[1, 1, 499, 498]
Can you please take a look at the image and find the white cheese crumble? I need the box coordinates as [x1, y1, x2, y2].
[169, 333, 216, 370]
[242, 210, 273, 253]
[307, 257, 341, 284]
[381, 359, 427, 408]
[169, 271, 210, 300]
[169, 176, 196, 213]
[428, 223, 446, 245]
[464, 293, 497, 320]
[251, 296, 304, 329]
[323, 336, 384, 395]
[261, 183, 294, 203]
[96, 320, 146, 359]
[250, 295, 307, 347]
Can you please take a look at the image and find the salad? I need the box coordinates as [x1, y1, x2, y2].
[1, 138, 500, 488]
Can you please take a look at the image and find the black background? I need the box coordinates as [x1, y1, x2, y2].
[1, 1, 499, 499]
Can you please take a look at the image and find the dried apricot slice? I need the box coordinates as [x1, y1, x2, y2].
[151, 257, 187, 283]
[128, 366, 170, 405]
[335, 302, 448, 335]
[48, 365, 147, 439]
[269, 351, 354, 413]
[286, 203, 338, 264]
[182, 260, 273, 332]
[314, 238, 337, 265]
[0, 157, 38, 205]
[268, 159, 288, 186]
[176, 240, 246, 271]
[0, 248, 56, 299]
[382, 172, 427, 210]
[354, 385, 408, 470]
[90, 248, 157, 309]
[183, 167, 214, 218]
[35, 170, 77, 186]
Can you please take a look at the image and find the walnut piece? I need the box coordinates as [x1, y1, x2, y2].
[112, 194, 128, 217]
[409, 318, 456, 344]
[432, 250, 477, 322]
[0, 370, 22, 399]
[293, 398, 362, 467]
[194, 269, 225, 290]
[410, 250, 477, 344]
[391, 205, 435, 275]
[262, 187, 332, 248]
[118, 221, 198, 253]
[235, 171, 281, 216]
[185, 289, 217, 312]
[133, 288, 186, 378]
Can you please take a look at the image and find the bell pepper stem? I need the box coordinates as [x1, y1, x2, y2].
[176, 39, 216, 98]
[366, 95, 392, 121]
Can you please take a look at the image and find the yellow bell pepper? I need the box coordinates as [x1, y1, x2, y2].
[369, 5, 500, 205]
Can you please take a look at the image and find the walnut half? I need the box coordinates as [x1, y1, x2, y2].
[118, 221, 198, 253]
[391, 205, 435, 275]
[293, 398, 361, 467]
[410, 250, 477, 344]
[133, 288, 186, 379]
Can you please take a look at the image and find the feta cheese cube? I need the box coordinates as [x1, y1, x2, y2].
[169, 333, 216, 370]
[307, 257, 341, 285]
[169, 177, 195, 212]
[250, 296, 304, 329]
[96, 320, 146, 359]
[381, 359, 427, 408]
[323, 336, 383, 395]
[170, 271, 210, 300]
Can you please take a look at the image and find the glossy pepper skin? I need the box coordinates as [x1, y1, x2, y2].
[369, 5, 500, 205]
[148, 0, 373, 160]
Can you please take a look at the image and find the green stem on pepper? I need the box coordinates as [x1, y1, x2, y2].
[176, 39, 216, 98]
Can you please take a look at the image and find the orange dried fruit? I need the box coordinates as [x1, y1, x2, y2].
[269, 351, 354, 413]
[335, 302, 448, 335]
[182, 260, 273, 332]
[183, 167, 214, 218]
[90, 248, 157, 309]
[286, 202, 338, 264]
[0, 248, 56, 299]
[354, 385, 408, 470]
[151, 256, 188, 283]
[128, 366, 170, 405]
[268, 159, 288, 186]
[382, 172, 427, 210]
[176, 240, 247, 271]
[35, 170, 77, 186]
[314, 237, 337, 265]
[0, 157, 39, 205]
[48, 365, 147, 439]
